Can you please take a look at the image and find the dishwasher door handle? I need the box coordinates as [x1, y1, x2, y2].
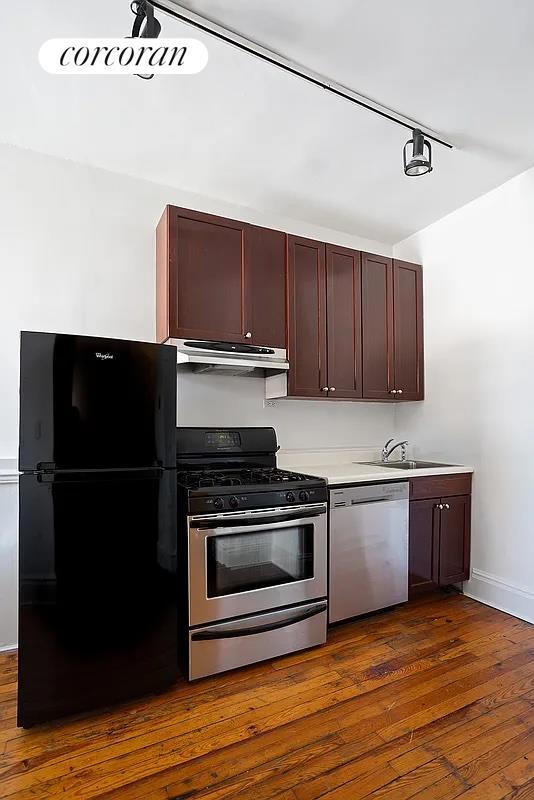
[350, 497, 398, 506]
[333, 497, 404, 509]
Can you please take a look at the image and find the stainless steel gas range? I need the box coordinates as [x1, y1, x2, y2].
[176, 427, 328, 680]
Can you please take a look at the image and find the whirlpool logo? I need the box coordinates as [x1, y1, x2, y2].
[95, 352, 114, 361]
[39, 38, 208, 76]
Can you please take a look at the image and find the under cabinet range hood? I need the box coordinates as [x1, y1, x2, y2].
[171, 339, 290, 376]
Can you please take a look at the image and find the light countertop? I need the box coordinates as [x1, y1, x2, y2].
[296, 462, 473, 486]
[278, 447, 473, 486]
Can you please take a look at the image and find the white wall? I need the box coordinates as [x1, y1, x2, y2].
[177, 373, 394, 450]
[0, 142, 392, 460]
[394, 166, 534, 623]
[0, 143, 395, 647]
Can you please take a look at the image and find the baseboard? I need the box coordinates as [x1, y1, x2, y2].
[464, 569, 534, 624]
[0, 643, 17, 654]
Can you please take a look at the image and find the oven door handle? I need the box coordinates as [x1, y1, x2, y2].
[191, 602, 327, 640]
[190, 513, 323, 538]
[190, 504, 326, 533]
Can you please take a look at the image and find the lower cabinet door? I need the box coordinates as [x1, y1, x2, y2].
[438, 495, 471, 584]
[409, 499, 439, 590]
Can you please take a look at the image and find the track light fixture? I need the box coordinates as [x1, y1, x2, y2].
[130, 1, 161, 79]
[138, 1, 451, 174]
[403, 129, 433, 177]
[131, 1, 161, 38]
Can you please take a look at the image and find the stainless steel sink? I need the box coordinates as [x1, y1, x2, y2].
[358, 460, 456, 470]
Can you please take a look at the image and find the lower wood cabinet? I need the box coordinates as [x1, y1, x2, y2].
[408, 498, 438, 591]
[438, 495, 472, 584]
[409, 474, 472, 592]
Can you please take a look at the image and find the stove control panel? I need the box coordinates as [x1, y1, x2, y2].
[188, 484, 328, 516]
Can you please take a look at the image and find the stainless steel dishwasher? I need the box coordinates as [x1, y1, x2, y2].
[329, 482, 409, 624]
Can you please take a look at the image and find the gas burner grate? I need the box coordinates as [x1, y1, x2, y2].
[178, 467, 311, 491]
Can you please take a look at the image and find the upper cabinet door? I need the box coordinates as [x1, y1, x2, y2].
[245, 226, 286, 349]
[393, 260, 424, 401]
[361, 253, 394, 400]
[164, 207, 247, 344]
[325, 244, 362, 399]
[287, 236, 327, 397]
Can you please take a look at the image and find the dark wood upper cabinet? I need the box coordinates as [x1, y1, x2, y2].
[287, 235, 327, 398]
[326, 244, 362, 399]
[159, 206, 246, 343]
[156, 206, 286, 348]
[245, 226, 286, 349]
[393, 260, 424, 401]
[155, 206, 424, 404]
[361, 254, 424, 402]
[361, 253, 394, 400]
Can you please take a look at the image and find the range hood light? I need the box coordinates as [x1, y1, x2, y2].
[403, 129, 433, 177]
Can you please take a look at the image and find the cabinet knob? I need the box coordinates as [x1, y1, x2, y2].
[322, 387, 329, 392]
[330, 387, 336, 392]
[436, 503, 444, 510]
[389, 389, 397, 395]
[397, 389, 403, 395]
[444, 503, 450, 510]
[244, 331, 252, 339]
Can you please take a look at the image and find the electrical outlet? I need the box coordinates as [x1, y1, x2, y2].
[264, 399, 278, 408]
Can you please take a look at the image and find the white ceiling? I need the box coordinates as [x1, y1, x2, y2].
[3, 0, 534, 243]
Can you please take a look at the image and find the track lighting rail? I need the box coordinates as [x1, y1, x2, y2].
[150, 0, 453, 150]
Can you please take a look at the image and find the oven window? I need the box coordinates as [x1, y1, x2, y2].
[206, 525, 314, 598]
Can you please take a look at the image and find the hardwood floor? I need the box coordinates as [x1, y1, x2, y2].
[1, 592, 533, 799]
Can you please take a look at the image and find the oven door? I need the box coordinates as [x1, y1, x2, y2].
[188, 503, 327, 626]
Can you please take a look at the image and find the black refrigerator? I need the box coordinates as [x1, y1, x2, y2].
[18, 332, 178, 728]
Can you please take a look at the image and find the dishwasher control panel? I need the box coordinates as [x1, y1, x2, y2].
[330, 481, 409, 507]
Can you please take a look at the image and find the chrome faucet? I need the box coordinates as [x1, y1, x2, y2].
[382, 439, 409, 463]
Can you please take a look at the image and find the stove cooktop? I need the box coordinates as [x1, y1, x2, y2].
[177, 467, 316, 492]
[175, 427, 327, 514]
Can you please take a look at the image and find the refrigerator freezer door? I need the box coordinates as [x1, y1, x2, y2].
[17, 470, 178, 727]
[19, 332, 177, 471]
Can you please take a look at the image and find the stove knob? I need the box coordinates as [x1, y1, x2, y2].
[229, 495, 240, 510]
[286, 491, 296, 503]
[214, 497, 224, 510]
[299, 490, 310, 503]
